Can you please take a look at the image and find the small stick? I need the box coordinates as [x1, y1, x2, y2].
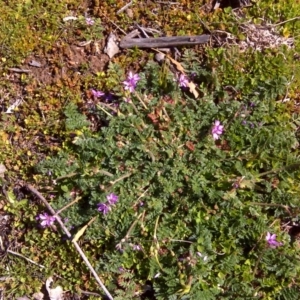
[109, 172, 132, 185]
[129, 100, 140, 115]
[134, 92, 148, 109]
[257, 162, 300, 177]
[80, 290, 102, 297]
[135, 23, 150, 38]
[196, 13, 212, 34]
[8, 249, 105, 299]
[271, 16, 300, 27]
[27, 184, 114, 300]
[98, 169, 115, 177]
[108, 20, 127, 35]
[156, 1, 180, 4]
[97, 104, 114, 118]
[55, 196, 81, 216]
[97, 102, 119, 114]
[169, 239, 193, 244]
[136, 26, 162, 35]
[55, 172, 78, 181]
[153, 216, 163, 270]
[118, 213, 143, 243]
[120, 35, 210, 48]
[7, 249, 45, 269]
[123, 29, 140, 40]
[115, 212, 144, 252]
[117, 0, 133, 14]
[8, 68, 31, 73]
[137, 187, 149, 202]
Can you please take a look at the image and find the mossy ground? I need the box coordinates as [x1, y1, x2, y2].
[1, 0, 300, 299]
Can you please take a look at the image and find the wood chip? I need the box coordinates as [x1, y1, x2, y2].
[104, 33, 120, 58]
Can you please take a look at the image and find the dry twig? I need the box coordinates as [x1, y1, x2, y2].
[117, 1, 133, 14]
[7, 249, 46, 269]
[26, 184, 114, 300]
[8, 68, 31, 73]
[120, 34, 210, 48]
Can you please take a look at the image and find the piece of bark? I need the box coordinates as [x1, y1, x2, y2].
[120, 34, 210, 48]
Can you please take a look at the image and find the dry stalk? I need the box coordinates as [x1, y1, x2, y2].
[26, 184, 114, 300]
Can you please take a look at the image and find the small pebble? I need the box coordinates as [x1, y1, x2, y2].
[155, 52, 165, 62]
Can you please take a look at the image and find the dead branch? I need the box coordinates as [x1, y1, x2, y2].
[120, 34, 210, 48]
[26, 184, 114, 300]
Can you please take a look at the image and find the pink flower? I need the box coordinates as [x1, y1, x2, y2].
[98, 193, 119, 214]
[86, 17, 94, 26]
[107, 193, 118, 205]
[131, 244, 142, 251]
[91, 89, 105, 98]
[266, 232, 283, 248]
[123, 72, 140, 93]
[211, 120, 224, 140]
[177, 74, 189, 87]
[36, 213, 56, 227]
[97, 203, 111, 214]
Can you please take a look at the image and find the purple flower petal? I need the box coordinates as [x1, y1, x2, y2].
[97, 203, 110, 214]
[123, 72, 140, 93]
[36, 213, 56, 227]
[266, 232, 283, 248]
[211, 120, 224, 140]
[177, 74, 189, 87]
[91, 89, 105, 98]
[132, 244, 141, 251]
[86, 17, 94, 26]
[107, 193, 118, 205]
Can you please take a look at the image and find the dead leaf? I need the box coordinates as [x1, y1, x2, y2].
[72, 216, 97, 242]
[185, 141, 195, 151]
[165, 55, 185, 73]
[153, 49, 199, 98]
[152, 49, 185, 73]
[46, 277, 63, 300]
[239, 179, 256, 189]
[104, 33, 120, 59]
[187, 81, 199, 98]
